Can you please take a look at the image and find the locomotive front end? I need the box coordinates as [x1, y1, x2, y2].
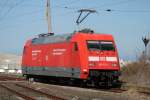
[73, 32, 121, 87]
[86, 38, 120, 86]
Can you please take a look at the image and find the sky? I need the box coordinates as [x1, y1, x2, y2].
[0, 0, 150, 61]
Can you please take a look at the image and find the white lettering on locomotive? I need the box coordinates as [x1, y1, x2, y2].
[106, 57, 117, 62]
[88, 56, 99, 61]
[32, 50, 41, 53]
[52, 49, 66, 55]
[89, 56, 117, 62]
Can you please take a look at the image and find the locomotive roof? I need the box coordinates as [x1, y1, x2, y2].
[32, 33, 73, 45]
[31, 32, 113, 45]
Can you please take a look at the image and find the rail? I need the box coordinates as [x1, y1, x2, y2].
[15, 83, 65, 100]
[0, 84, 35, 100]
[0, 82, 65, 100]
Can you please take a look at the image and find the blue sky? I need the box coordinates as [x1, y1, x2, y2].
[0, 0, 150, 61]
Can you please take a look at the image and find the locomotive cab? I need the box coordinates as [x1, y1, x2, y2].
[87, 40, 120, 86]
[87, 40, 119, 70]
[72, 32, 120, 86]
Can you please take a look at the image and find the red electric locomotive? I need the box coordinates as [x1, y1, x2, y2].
[22, 30, 120, 86]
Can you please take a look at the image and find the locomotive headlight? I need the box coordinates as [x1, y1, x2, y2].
[83, 69, 87, 72]
[83, 69, 88, 74]
[89, 63, 94, 66]
[89, 62, 96, 67]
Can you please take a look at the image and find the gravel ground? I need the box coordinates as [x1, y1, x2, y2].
[20, 82, 150, 100]
[0, 81, 150, 100]
[0, 86, 22, 100]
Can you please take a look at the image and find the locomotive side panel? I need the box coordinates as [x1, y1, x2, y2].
[22, 42, 81, 78]
[42, 42, 81, 78]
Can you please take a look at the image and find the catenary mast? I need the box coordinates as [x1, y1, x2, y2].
[46, 0, 52, 33]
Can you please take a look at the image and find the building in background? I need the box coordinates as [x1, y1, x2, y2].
[0, 53, 22, 74]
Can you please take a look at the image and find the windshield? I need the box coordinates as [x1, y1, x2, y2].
[87, 41, 115, 51]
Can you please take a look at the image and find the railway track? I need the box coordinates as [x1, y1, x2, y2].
[0, 74, 25, 81]
[0, 75, 150, 99]
[97, 86, 150, 96]
[0, 82, 65, 100]
[15, 83, 65, 100]
[75, 83, 150, 95]
[98, 88, 127, 93]
[120, 84, 150, 96]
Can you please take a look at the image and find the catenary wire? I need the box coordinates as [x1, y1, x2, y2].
[0, 0, 25, 21]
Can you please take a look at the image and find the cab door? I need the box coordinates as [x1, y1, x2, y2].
[70, 42, 80, 78]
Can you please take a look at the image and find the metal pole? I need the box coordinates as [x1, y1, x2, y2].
[46, 0, 52, 33]
[142, 36, 150, 62]
[144, 45, 147, 62]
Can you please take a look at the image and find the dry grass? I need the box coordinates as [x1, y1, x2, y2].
[120, 62, 150, 86]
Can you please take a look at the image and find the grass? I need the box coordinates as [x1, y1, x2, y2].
[120, 61, 150, 86]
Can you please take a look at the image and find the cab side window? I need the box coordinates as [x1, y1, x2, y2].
[23, 47, 26, 54]
[74, 42, 78, 51]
